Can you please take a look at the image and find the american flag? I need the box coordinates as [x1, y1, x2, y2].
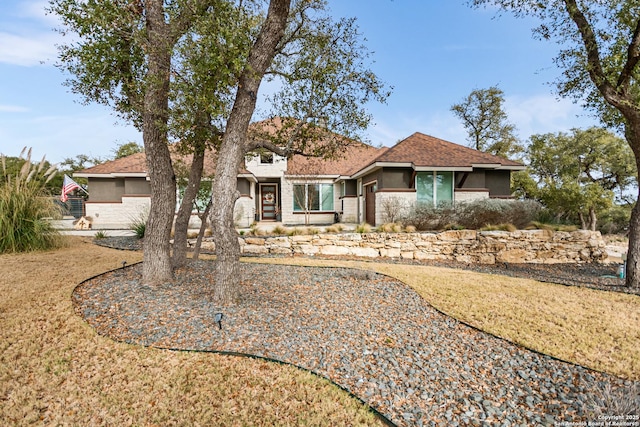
[60, 174, 81, 202]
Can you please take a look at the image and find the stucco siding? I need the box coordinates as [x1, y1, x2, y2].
[85, 196, 150, 229]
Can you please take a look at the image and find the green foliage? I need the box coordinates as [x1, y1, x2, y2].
[469, 1, 640, 133]
[112, 142, 143, 159]
[49, 0, 147, 124]
[450, 86, 523, 158]
[355, 223, 372, 233]
[258, 3, 390, 157]
[526, 127, 635, 229]
[129, 210, 148, 239]
[598, 204, 633, 235]
[94, 230, 108, 239]
[0, 148, 64, 253]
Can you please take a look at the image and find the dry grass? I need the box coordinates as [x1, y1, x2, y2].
[252, 257, 640, 380]
[0, 237, 383, 426]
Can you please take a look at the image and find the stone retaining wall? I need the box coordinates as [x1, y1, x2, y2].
[195, 229, 608, 264]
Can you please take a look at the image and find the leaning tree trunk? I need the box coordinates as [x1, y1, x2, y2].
[142, 0, 175, 284]
[173, 147, 205, 268]
[627, 190, 640, 288]
[210, 142, 244, 304]
[210, 0, 291, 305]
[625, 125, 640, 288]
[588, 207, 597, 231]
[192, 198, 212, 261]
[625, 122, 640, 289]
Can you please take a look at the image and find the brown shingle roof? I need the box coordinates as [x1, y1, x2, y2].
[76, 147, 246, 177]
[371, 132, 523, 168]
[286, 142, 385, 176]
[78, 152, 148, 175]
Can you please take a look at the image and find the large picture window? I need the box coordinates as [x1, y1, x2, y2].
[416, 171, 453, 205]
[293, 183, 334, 211]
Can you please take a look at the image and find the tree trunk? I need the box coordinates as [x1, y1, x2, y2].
[625, 124, 640, 289]
[578, 212, 587, 230]
[172, 147, 205, 268]
[210, 143, 244, 304]
[142, 0, 175, 284]
[192, 198, 212, 261]
[588, 207, 597, 231]
[210, 0, 291, 305]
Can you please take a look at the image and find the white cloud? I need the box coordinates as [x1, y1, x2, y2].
[505, 94, 598, 139]
[0, 104, 29, 113]
[0, 31, 59, 67]
[20, 0, 60, 26]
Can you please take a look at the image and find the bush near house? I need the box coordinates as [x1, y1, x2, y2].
[401, 199, 543, 231]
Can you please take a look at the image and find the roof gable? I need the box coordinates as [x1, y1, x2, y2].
[372, 132, 523, 169]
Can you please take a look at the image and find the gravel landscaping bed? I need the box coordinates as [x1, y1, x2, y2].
[75, 245, 637, 426]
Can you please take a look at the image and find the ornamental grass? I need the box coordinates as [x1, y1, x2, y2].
[0, 148, 64, 254]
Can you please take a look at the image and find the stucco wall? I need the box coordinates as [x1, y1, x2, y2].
[84, 196, 150, 229]
[196, 229, 608, 264]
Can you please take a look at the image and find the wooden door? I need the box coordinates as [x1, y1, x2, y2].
[261, 184, 277, 220]
[365, 183, 376, 225]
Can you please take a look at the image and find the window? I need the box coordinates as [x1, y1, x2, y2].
[293, 183, 334, 211]
[260, 152, 274, 164]
[416, 171, 453, 205]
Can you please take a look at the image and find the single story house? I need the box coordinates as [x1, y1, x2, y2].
[75, 131, 524, 229]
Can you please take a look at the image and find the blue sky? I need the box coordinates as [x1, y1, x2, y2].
[0, 0, 598, 164]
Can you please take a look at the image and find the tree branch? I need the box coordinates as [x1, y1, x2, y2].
[563, 0, 618, 102]
[616, 17, 640, 91]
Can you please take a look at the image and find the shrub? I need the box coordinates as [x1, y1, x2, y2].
[129, 209, 148, 239]
[271, 225, 287, 235]
[479, 223, 517, 232]
[379, 196, 407, 223]
[401, 201, 457, 231]
[287, 227, 305, 236]
[527, 221, 578, 232]
[377, 223, 402, 233]
[587, 382, 640, 418]
[94, 230, 108, 239]
[0, 148, 64, 253]
[401, 199, 543, 231]
[355, 223, 372, 233]
[306, 227, 320, 235]
[325, 224, 345, 233]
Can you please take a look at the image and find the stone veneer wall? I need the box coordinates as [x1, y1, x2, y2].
[195, 229, 608, 264]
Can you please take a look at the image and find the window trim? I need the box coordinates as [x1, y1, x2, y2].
[416, 171, 453, 205]
[292, 183, 334, 212]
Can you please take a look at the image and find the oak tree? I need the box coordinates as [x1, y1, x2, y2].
[527, 127, 635, 229]
[450, 86, 523, 158]
[471, 0, 640, 288]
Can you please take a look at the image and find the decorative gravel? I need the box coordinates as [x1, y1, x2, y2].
[73, 260, 635, 426]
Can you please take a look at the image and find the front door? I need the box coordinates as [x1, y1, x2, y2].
[261, 184, 278, 221]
